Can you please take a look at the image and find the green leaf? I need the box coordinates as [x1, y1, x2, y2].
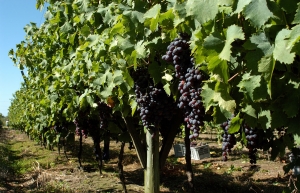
[123, 10, 145, 24]
[250, 32, 274, 56]
[278, 0, 299, 14]
[258, 56, 275, 96]
[162, 73, 173, 81]
[241, 104, 257, 118]
[86, 34, 99, 48]
[129, 50, 137, 69]
[123, 69, 134, 88]
[108, 122, 122, 134]
[207, 55, 229, 82]
[116, 35, 134, 52]
[100, 84, 114, 99]
[294, 134, 300, 146]
[243, 0, 273, 28]
[228, 114, 243, 134]
[60, 22, 72, 33]
[219, 25, 245, 61]
[81, 24, 90, 37]
[186, 0, 218, 24]
[143, 4, 161, 31]
[163, 83, 171, 96]
[148, 62, 162, 84]
[234, 0, 251, 13]
[129, 98, 137, 116]
[218, 0, 234, 5]
[287, 25, 300, 49]
[273, 29, 295, 64]
[258, 110, 271, 129]
[144, 4, 161, 19]
[282, 94, 299, 118]
[135, 40, 147, 58]
[203, 32, 224, 50]
[237, 73, 268, 101]
[113, 70, 124, 86]
[293, 5, 300, 24]
[69, 32, 77, 45]
[201, 82, 236, 114]
[201, 83, 215, 111]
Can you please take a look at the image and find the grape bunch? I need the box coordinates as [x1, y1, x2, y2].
[162, 34, 207, 139]
[131, 67, 177, 130]
[96, 102, 112, 130]
[220, 118, 237, 161]
[74, 119, 88, 138]
[161, 37, 192, 80]
[244, 125, 259, 164]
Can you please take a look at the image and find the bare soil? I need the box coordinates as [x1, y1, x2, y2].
[0, 128, 294, 193]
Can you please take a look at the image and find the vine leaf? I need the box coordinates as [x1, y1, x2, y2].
[258, 56, 275, 97]
[273, 29, 295, 64]
[237, 73, 267, 101]
[241, 104, 257, 118]
[60, 22, 72, 33]
[250, 32, 273, 56]
[234, 0, 251, 13]
[282, 94, 300, 118]
[287, 25, 300, 49]
[278, 0, 299, 14]
[203, 32, 224, 50]
[129, 98, 137, 116]
[207, 55, 229, 82]
[219, 25, 245, 61]
[243, 0, 273, 28]
[293, 5, 300, 24]
[86, 35, 99, 48]
[294, 134, 300, 146]
[201, 82, 236, 114]
[135, 40, 147, 59]
[228, 114, 243, 134]
[185, 0, 218, 25]
[123, 10, 145, 25]
[163, 83, 171, 96]
[143, 4, 161, 31]
[258, 110, 271, 129]
[81, 24, 90, 37]
[148, 62, 162, 85]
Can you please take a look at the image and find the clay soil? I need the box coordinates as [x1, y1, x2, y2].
[0, 128, 294, 193]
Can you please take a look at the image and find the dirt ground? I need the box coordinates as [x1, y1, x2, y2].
[0, 128, 295, 193]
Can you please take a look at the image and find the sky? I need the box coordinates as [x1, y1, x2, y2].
[0, 0, 46, 116]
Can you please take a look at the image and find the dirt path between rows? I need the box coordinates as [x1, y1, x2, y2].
[0, 128, 294, 193]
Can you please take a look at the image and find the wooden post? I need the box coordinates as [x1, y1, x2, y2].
[144, 129, 159, 193]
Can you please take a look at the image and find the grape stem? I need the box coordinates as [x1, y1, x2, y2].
[142, 58, 149, 65]
[228, 72, 240, 82]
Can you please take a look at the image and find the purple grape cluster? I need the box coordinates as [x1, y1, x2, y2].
[221, 118, 237, 161]
[74, 119, 88, 138]
[131, 67, 177, 130]
[96, 102, 112, 130]
[244, 125, 259, 164]
[162, 37, 191, 80]
[162, 34, 206, 139]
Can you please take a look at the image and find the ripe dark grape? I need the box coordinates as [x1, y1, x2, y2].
[243, 125, 259, 164]
[131, 67, 177, 131]
[162, 34, 207, 139]
[96, 102, 112, 130]
[220, 116, 237, 161]
[74, 118, 88, 138]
